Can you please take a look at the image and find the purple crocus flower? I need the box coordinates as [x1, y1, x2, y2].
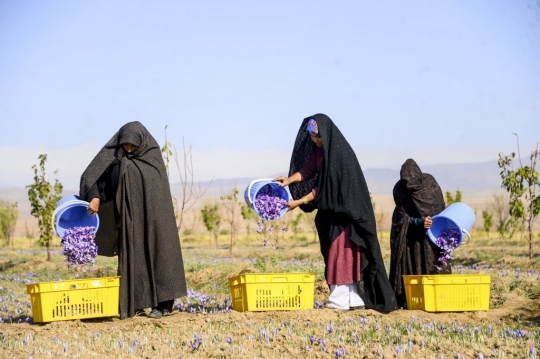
[61, 226, 98, 271]
[436, 226, 461, 267]
[191, 334, 202, 350]
[254, 185, 288, 220]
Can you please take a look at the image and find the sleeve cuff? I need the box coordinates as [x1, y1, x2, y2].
[408, 217, 424, 227]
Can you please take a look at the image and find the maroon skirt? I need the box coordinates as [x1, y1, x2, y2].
[326, 224, 362, 285]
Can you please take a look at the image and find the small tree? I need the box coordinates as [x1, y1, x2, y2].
[25, 221, 35, 246]
[445, 190, 462, 206]
[26, 154, 63, 261]
[482, 210, 493, 240]
[490, 194, 511, 239]
[220, 188, 239, 254]
[274, 216, 288, 241]
[162, 126, 213, 234]
[0, 200, 18, 248]
[183, 210, 200, 237]
[498, 134, 539, 260]
[302, 211, 318, 242]
[371, 199, 387, 240]
[376, 211, 387, 241]
[240, 203, 256, 246]
[201, 201, 221, 249]
[290, 212, 303, 238]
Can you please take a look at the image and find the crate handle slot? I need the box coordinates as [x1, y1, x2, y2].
[70, 283, 88, 290]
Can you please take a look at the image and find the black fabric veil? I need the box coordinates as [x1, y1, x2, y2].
[288, 114, 397, 312]
[389, 158, 448, 308]
[80, 121, 187, 319]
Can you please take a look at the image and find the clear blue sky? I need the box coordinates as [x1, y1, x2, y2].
[1, 1, 539, 190]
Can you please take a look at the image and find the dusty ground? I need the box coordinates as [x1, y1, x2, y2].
[0, 278, 539, 358]
[0, 227, 539, 358]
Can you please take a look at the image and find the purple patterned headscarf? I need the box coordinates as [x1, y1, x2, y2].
[307, 118, 320, 137]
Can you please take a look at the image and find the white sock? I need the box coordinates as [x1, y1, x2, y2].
[349, 283, 365, 307]
[328, 284, 350, 309]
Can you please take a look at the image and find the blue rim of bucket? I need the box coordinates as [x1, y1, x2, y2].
[56, 214, 100, 235]
[427, 215, 463, 248]
[54, 203, 100, 238]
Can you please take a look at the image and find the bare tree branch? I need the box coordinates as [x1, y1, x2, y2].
[162, 127, 214, 234]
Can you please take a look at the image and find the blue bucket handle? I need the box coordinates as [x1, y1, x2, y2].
[462, 228, 471, 245]
[52, 199, 100, 237]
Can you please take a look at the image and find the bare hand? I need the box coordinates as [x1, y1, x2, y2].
[88, 198, 100, 215]
[424, 216, 432, 229]
[274, 176, 290, 187]
[287, 200, 301, 211]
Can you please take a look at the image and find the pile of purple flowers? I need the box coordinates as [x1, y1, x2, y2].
[436, 226, 461, 268]
[61, 226, 98, 272]
[254, 185, 288, 220]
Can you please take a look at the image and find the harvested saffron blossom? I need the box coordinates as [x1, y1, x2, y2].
[436, 226, 461, 268]
[254, 185, 288, 220]
[61, 226, 98, 271]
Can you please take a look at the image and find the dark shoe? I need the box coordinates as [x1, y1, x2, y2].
[148, 308, 163, 319]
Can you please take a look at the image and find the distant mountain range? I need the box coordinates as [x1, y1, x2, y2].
[0, 159, 505, 235]
[172, 159, 504, 198]
[365, 160, 504, 195]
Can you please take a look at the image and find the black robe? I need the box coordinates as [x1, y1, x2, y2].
[388, 158, 449, 309]
[288, 114, 398, 313]
[80, 121, 187, 319]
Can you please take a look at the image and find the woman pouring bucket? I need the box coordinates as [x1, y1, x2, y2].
[389, 159, 476, 309]
[78, 121, 187, 319]
[53, 122, 187, 319]
[273, 114, 398, 312]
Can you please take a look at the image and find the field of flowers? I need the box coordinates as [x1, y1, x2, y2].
[0, 230, 539, 358]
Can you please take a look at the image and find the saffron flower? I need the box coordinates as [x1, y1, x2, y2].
[254, 185, 288, 220]
[436, 226, 461, 268]
[61, 226, 98, 271]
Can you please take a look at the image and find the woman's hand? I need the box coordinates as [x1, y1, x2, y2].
[287, 199, 302, 211]
[424, 216, 433, 229]
[88, 198, 100, 215]
[274, 176, 291, 187]
[274, 172, 303, 187]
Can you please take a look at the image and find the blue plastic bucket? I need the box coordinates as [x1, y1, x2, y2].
[244, 178, 292, 220]
[427, 202, 476, 248]
[52, 195, 100, 239]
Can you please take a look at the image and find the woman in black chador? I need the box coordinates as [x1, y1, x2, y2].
[275, 114, 397, 312]
[389, 158, 450, 309]
[80, 121, 187, 319]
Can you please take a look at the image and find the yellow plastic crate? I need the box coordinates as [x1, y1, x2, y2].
[228, 272, 315, 312]
[403, 274, 490, 312]
[26, 276, 120, 322]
